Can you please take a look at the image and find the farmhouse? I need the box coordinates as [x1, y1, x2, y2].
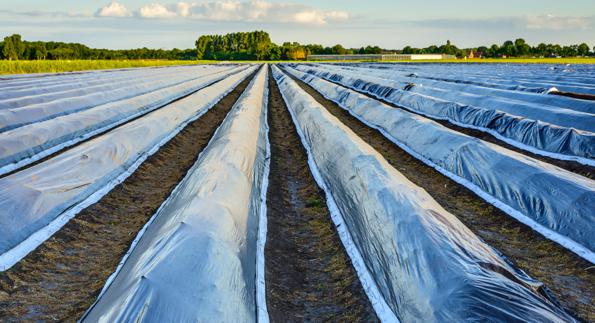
[307, 53, 455, 61]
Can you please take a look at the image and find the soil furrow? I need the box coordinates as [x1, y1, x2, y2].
[551, 91, 595, 101]
[287, 71, 595, 322]
[265, 67, 378, 322]
[297, 69, 594, 179]
[0, 71, 257, 322]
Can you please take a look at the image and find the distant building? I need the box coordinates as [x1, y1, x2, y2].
[307, 54, 456, 61]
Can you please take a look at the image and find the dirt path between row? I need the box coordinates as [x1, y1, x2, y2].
[299, 71, 594, 179]
[551, 91, 595, 101]
[265, 67, 378, 322]
[288, 72, 595, 322]
[0, 71, 257, 322]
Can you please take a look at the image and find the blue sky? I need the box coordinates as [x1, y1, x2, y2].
[1, 0, 593, 49]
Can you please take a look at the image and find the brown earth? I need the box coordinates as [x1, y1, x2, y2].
[0, 71, 257, 322]
[264, 67, 379, 322]
[287, 70, 595, 322]
[551, 91, 595, 101]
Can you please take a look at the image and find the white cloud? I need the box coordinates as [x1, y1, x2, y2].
[325, 11, 350, 21]
[93, 0, 350, 25]
[290, 10, 349, 24]
[138, 4, 177, 18]
[524, 15, 592, 30]
[184, 1, 350, 24]
[95, 1, 130, 18]
[293, 11, 326, 24]
[175, 2, 195, 17]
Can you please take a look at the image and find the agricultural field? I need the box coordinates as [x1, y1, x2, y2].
[3, 58, 595, 75]
[382, 57, 595, 64]
[0, 62, 593, 322]
[0, 60, 211, 75]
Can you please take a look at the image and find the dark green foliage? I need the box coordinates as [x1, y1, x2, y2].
[403, 38, 594, 58]
[2, 32, 593, 62]
[195, 31, 272, 60]
[577, 43, 590, 57]
[195, 35, 212, 60]
[3, 34, 26, 60]
[194, 31, 388, 60]
[402, 41, 466, 57]
[0, 34, 196, 61]
[358, 46, 382, 54]
[266, 43, 282, 60]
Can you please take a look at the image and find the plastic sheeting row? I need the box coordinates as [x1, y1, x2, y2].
[283, 65, 595, 263]
[0, 65, 250, 176]
[291, 64, 595, 165]
[82, 65, 270, 322]
[0, 64, 197, 90]
[0, 65, 258, 270]
[347, 62, 595, 95]
[327, 64, 595, 116]
[272, 66, 575, 322]
[0, 66, 236, 126]
[0, 65, 220, 106]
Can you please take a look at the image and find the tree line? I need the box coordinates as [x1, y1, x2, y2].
[403, 38, 594, 58]
[1, 34, 196, 61]
[195, 31, 384, 60]
[195, 32, 594, 60]
[2, 32, 593, 61]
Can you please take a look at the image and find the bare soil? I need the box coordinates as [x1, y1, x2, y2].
[0, 72, 256, 322]
[265, 67, 378, 322]
[289, 72, 595, 322]
[551, 91, 595, 101]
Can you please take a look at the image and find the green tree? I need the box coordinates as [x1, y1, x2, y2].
[534, 43, 547, 57]
[363, 45, 382, 54]
[439, 40, 459, 55]
[266, 43, 282, 60]
[577, 43, 590, 56]
[560, 45, 578, 57]
[499, 40, 516, 57]
[48, 47, 75, 60]
[514, 38, 530, 56]
[281, 42, 307, 60]
[305, 44, 324, 55]
[331, 44, 347, 55]
[195, 31, 272, 60]
[550, 44, 562, 57]
[425, 45, 439, 54]
[29, 42, 47, 60]
[195, 35, 212, 59]
[3, 34, 25, 60]
[488, 44, 499, 57]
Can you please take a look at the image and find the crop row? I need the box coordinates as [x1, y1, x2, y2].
[1, 63, 592, 321]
